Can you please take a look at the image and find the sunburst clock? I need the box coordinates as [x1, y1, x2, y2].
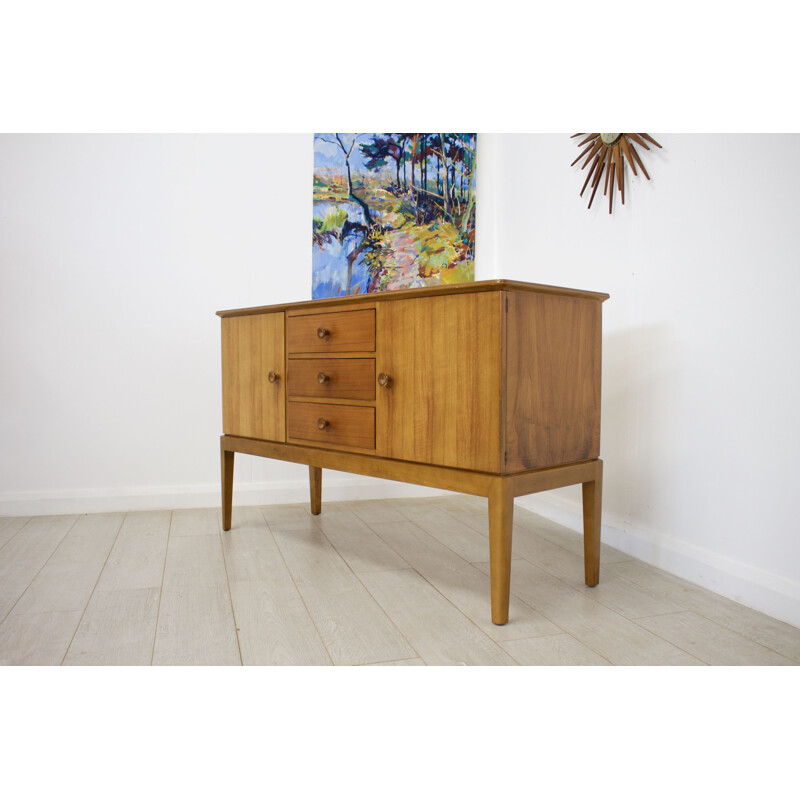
[571, 133, 662, 213]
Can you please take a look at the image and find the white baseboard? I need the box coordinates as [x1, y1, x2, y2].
[516, 493, 800, 630]
[0, 478, 450, 517]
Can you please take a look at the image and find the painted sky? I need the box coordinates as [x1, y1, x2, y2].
[314, 133, 392, 178]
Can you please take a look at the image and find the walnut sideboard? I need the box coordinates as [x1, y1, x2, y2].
[217, 279, 609, 625]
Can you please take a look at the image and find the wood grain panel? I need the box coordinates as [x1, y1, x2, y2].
[223, 435, 494, 496]
[217, 279, 609, 318]
[505, 291, 602, 471]
[287, 401, 375, 449]
[288, 357, 375, 400]
[287, 308, 375, 353]
[376, 292, 502, 472]
[221, 312, 285, 441]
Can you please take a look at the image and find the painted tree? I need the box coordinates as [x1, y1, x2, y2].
[317, 133, 379, 295]
[407, 133, 421, 194]
[458, 134, 477, 234]
[319, 133, 374, 227]
[429, 134, 454, 220]
[458, 133, 476, 233]
[360, 134, 405, 189]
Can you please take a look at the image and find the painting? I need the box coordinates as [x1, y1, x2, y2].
[312, 133, 476, 299]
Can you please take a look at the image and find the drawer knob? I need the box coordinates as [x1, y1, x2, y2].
[317, 417, 329, 430]
[377, 372, 392, 388]
[268, 371, 279, 383]
[317, 327, 330, 339]
[317, 372, 330, 384]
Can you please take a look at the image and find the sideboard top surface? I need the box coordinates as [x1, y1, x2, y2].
[217, 279, 610, 318]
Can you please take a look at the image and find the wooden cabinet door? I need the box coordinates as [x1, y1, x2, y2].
[221, 312, 285, 441]
[376, 293, 503, 472]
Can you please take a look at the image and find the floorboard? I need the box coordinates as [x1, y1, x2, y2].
[95, 510, 170, 592]
[268, 520, 417, 665]
[358, 568, 518, 666]
[634, 610, 795, 666]
[474, 557, 705, 665]
[11, 513, 123, 616]
[500, 633, 612, 666]
[608, 560, 800, 662]
[153, 583, 241, 666]
[368, 519, 562, 642]
[0, 517, 31, 551]
[0, 515, 78, 620]
[0, 610, 83, 666]
[0, 498, 797, 666]
[64, 587, 160, 666]
[221, 507, 331, 665]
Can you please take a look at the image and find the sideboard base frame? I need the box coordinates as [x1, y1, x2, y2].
[221, 435, 602, 626]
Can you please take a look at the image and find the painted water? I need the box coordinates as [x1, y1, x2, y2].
[312, 133, 476, 299]
[312, 200, 371, 297]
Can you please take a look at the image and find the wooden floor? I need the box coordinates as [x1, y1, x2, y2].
[1, 496, 798, 666]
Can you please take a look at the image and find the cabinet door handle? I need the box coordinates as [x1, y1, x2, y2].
[317, 372, 330, 384]
[317, 327, 329, 339]
[317, 417, 329, 430]
[268, 371, 279, 383]
[377, 372, 392, 388]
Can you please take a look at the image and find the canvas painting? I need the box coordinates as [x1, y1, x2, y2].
[312, 133, 476, 298]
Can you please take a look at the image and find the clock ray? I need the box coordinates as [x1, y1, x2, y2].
[571, 133, 662, 213]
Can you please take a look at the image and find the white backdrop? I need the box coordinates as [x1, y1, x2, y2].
[0, 134, 495, 514]
[493, 134, 800, 625]
[1, 133, 798, 625]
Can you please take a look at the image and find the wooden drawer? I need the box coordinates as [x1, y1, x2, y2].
[287, 402, 375, 449]
[287, 309, 375, 354]
[288, 358, 375, 400]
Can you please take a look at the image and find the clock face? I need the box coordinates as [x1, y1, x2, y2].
[571, 133, 662, 213]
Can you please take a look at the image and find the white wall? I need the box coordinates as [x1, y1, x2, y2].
[493, 134, 800, 625]
[2, 133, 799, 626]
[1, 134, 309, 511]
[0, 134, 494, 516]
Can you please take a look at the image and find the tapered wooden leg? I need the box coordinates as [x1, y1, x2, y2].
[221, 445, 234, 531]
[582, 459, 603, 586]
[309, 466, 322, 515]
[488, 478, 514, 625]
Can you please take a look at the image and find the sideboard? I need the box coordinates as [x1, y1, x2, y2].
[218, 279, 609, 625]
